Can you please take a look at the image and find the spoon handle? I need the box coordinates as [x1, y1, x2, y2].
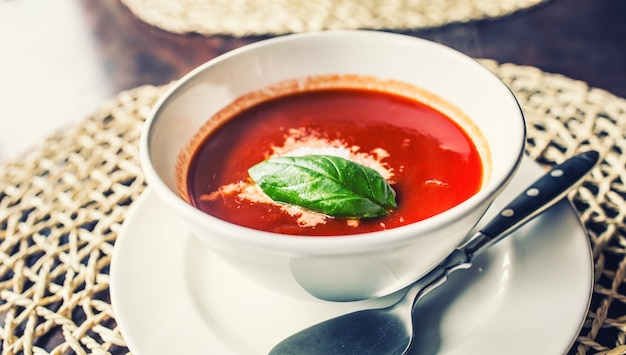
[405, 150, 600, 310]
[462, 150, 599, 257]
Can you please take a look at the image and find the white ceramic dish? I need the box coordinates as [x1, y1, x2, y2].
[141, 30, 526, 301]
[110, 156, 592, 355]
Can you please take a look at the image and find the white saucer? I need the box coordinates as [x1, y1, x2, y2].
[110, 156, 593, 355]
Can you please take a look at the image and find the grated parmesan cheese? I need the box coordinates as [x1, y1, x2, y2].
[205, 127, 395, 228]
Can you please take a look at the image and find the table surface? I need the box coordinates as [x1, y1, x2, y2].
[1, 1, 625, 354]
[1, 0, 625, 162]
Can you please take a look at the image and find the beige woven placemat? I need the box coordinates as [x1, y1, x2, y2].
[1, 61, 625, 354]
[121, 0, 548, 36]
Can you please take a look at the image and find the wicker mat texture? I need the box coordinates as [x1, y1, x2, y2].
[121, 0, 548, 36]
[1, 60, 626, 354]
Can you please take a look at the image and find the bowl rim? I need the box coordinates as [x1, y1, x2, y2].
[140, 30, 526, 255]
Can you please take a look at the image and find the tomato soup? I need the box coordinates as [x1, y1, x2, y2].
[177, 75, 485, 236]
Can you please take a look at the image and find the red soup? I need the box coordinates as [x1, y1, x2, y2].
[178, 75, 484, 236]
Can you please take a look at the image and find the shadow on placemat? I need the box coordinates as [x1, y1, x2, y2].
[1, 61, 626, 354]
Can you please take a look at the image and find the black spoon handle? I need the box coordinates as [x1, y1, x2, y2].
[424, 150, 600, 303]
[466, 150, 599, 256]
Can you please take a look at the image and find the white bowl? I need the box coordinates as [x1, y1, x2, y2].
[140, 30, 525, 302]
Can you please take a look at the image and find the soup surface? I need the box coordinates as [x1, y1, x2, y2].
[180, 77, 484, 236]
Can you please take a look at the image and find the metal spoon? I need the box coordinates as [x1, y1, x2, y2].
[269, 150, 599, 355]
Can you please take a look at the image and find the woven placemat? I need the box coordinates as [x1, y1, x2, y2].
[121, 0, 548, 36]
[1, 61, 626, 354]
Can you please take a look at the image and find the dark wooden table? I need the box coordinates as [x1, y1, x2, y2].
[82, 0, 626, 100]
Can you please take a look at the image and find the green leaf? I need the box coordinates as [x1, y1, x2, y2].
[248, 155, 396, 218]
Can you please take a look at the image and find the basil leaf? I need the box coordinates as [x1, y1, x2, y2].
[248, 155, 396, 218]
